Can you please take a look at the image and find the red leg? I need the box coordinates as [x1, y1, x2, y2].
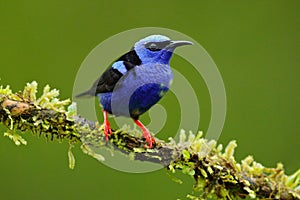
[133, 119, 155, 148]
[103, 110, 112, 141]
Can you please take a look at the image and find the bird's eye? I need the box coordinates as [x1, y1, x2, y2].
[145, 43, 160, 51]
[149, 43, 157, 50]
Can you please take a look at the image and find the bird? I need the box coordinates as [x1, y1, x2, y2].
[76, 34, 193, 148]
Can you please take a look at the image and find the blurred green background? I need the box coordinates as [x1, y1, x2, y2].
[1, 1, 299, 199]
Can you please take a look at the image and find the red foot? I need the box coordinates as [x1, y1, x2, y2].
[103, 110, 112, 141]
[133, 119, 155, 148]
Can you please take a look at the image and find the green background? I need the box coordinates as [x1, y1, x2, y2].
[1, 1, 299, 199]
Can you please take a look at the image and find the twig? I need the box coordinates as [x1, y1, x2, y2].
[0, 81, 299, 200]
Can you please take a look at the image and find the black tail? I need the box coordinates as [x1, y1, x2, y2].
[75, 89, 95, 98]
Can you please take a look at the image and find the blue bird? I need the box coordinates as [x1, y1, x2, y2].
[77, 35, 192, 148]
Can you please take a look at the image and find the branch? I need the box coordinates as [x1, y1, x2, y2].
[0, 81, 299, 200]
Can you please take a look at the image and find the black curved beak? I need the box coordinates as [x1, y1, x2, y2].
[166, 40, 193, 50]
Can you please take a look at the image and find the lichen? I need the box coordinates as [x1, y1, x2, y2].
[4, 130, 27, 145]
[0, 81, 80, 168]
[0, 81, 299, 200]
[68, 143, 75, 169]
[168, 130, 300, 200]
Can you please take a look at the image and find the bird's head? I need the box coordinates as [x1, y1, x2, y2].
[133, 35, 193, 64]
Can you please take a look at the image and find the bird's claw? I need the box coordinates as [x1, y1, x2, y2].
[133, 119, 156, 148]
[143, 132, 156, 149]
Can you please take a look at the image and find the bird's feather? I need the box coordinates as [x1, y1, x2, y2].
[76, 49, 141, 97]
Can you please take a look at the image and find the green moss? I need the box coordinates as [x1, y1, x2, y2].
[167, 130, 300, 199]
[4, 130, 27, 145]
[0, 81, 299, 199]
[0, 81, 80, 168]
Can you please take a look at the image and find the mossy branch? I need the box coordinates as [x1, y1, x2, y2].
[0, 81, 299, 200]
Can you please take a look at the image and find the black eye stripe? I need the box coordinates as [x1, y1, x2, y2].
[145, 41, 171, 51]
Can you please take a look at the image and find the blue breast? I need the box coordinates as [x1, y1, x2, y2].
[98, 63, 173, 119]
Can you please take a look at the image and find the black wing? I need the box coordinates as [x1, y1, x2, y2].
[76, 49, 142, 97]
